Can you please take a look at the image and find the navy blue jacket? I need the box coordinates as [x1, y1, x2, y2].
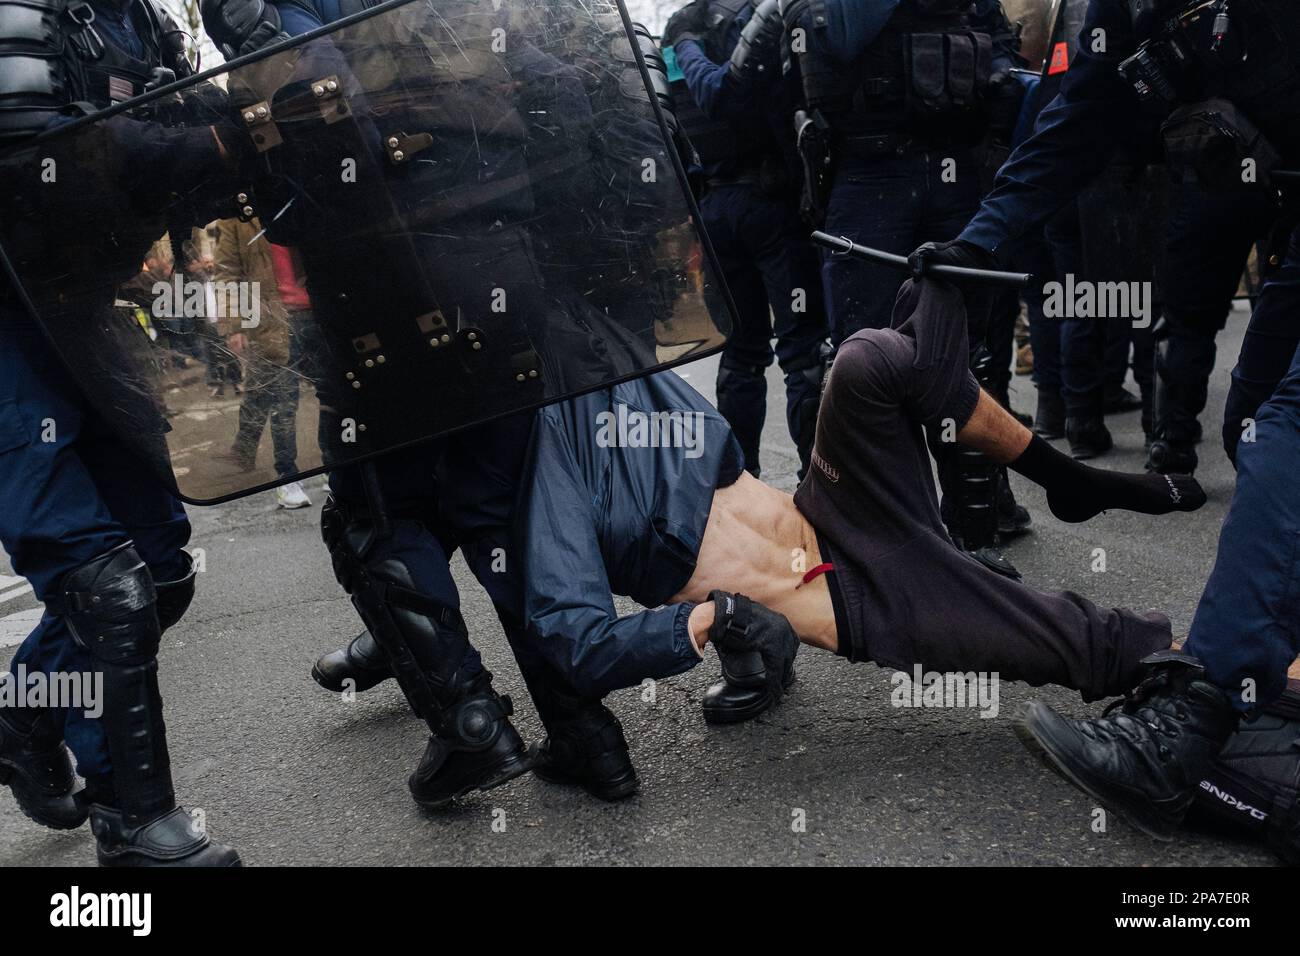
[959, 0, 1148, 252]
[674, 4, 791, 178]
[517, 372, 745, 699]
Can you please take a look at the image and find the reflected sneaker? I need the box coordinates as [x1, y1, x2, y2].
[276, 481, 312, 509]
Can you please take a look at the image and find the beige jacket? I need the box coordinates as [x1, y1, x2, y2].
[211, 217, 292, 366]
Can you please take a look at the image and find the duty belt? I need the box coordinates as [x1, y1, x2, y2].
[841, 130, 976, 157]
[841, 131, 914, 157]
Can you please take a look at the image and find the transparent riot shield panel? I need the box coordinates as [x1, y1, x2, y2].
[1000, 0, 1062, 75]
[0, 0, 730, 503]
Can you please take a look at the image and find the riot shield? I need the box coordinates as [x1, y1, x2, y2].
[0, 0, 731, 503]
[1000, 0, 1062, 76]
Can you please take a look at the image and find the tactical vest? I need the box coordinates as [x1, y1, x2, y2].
[0, 0, 188, 145]
[787, 0, 992, 138]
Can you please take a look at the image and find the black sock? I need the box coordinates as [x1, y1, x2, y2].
[1009, 435, 1206, 523]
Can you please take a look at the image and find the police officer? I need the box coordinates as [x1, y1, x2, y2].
[915, 0, 1300, 841]
[782, 0, 1030, 578]
[1148, 179, 1276, 474]
[203, 0, 748, 802]
[663, 0, 830, 478]
[0, 0, 241, 865]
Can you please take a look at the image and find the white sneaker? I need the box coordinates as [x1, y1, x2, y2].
[276, 481, 312, 510]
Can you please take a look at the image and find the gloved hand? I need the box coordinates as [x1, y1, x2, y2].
[663, 0, 712, 50]
[908, 239, 997, 278]
[984, 70, 1027, 142]
[200, 0, 290, 60]
[729, 0, 784, 84]
[706, 590, 798, 702]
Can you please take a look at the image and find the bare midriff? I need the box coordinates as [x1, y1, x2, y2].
[668, 471, 839, 652]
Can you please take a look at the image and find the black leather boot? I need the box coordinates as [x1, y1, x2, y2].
[1104, 385, 1144, 414]
[409, 686, 534, 809]
[1065, 416, 1113, 460]
[702, 653, 796, 724]
[1146, 438, 1198, 476]
[532, 700, 638, 801]
[1033, 388, 1066, 440]
[0, 709, 86, 830]
[1015, 651, 1239, 840]
[995, 470, 1032, 539]
[90, 804, 241, 867]
[311, 629, 393, 693]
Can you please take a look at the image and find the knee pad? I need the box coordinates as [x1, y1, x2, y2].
[356, 551, 475, 722]
[154, 551, 197, 633]
[47, 544, 173, 821]
[47, 543, 160, 664]
[320, 495, 380, 595]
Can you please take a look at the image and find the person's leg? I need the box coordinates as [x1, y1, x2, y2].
[1054, 201, 1113, 457]
[701, 186, 775, 476]
[1222, 227, 1300, 464]
[322, 447, 529, 808]
[231, 360, 271, 464]
[1150, 182, 1269, 472]
[962, 389, 1205, 522]
[1020, 226, 1066, 437]
[747, 191, 830, 475]
[821, 151, 923, 342]
[1185, 339, 1300, 710]
[266, 364, 300, 479]
[803, 286, 1172, 699]
[0, 325, 124, 818]
[437, 412, 638, 799]
[0, 324, 236, 862]
[835, 532, 1174, 701]
[1014, 263, 1300, 843]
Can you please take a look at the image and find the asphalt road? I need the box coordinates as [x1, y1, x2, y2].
[0, 305, 1279, 866]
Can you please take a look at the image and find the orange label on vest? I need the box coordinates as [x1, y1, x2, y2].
[1047, 42, 1070, 75]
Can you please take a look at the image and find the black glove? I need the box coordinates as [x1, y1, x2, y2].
[200, 0, 290, 60]
[707, 590, 798, 701]
[907, 239, 997, 278]
[729, 0, 784, 84]
[984, 71, 1026, 141]
[663, 1, 712, 50]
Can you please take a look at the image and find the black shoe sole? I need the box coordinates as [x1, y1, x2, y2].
[98, 851, 244, 867]
[0, 762, 88, 831]
[309, 662, 392, 694]
[998, 515, 1033, 538]
[1069, 442, 1112, 461]
[411, 747, 536, 811]
[702, 671, 797, 725]
[702, 691, 777, 725]
[532, 762, 640, 802]
[1013, 703, 1182, 842]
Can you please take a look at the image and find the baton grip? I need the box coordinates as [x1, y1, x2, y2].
[811, 231, 1033, 288]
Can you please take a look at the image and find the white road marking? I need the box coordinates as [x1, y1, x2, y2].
[0, 607, 42, 649]
[0, 584, 33, 604]
[0, 575, 23, 590]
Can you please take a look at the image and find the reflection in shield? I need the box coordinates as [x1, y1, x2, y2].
[0, 0, 731, 503]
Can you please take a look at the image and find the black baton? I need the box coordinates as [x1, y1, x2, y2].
[811, 231, 1034, 287]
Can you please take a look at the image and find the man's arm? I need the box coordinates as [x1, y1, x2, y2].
[674, 38, 745, 120]
[518, 416, 704, 701]
[958, 0, 1150, 254]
